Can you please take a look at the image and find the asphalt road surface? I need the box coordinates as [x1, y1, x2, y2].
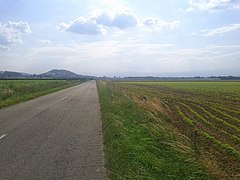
[0, 81, 106, 180]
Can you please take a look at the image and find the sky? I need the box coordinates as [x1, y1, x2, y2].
[0, 0, 240, 77]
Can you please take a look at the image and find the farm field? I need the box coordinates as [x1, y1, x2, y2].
[0, 80, 84, 108]
[98, 81, 240, 179]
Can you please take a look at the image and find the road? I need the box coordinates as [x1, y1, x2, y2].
[0, 81, 106, 180]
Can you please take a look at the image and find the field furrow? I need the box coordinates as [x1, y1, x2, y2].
[198, 130, 240, 160]
[177, 103, 239, 149]
[207, 105, 240, 124]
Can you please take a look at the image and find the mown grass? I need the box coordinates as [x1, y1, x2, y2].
[0, 79, 84, 108]
[98, 81, 211, 180]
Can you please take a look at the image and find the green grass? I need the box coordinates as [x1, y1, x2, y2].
[100, 80, 240, 179]
[98, 81, 210, 180]
[0, 79, 84, 108]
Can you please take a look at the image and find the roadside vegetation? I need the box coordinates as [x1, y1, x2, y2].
[98, 81, 212, 179]
[0, 79, 84, 108]
[98, 81, 240, 179]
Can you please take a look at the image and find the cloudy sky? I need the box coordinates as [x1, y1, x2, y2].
[0, 0, 240, 77]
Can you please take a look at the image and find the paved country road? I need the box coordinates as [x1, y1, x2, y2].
[0, 81, 106, 180]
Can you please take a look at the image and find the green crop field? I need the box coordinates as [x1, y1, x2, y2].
[0, 80, 84, 108]
[98, 81, 240, 179]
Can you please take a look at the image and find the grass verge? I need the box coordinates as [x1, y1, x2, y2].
[0, 79, 85, 108]
[97, 81, 211, 180]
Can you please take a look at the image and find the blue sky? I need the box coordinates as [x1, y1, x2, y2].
[0, 0, 240, 76]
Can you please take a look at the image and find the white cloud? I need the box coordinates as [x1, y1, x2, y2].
[59, 11, 138, 35]
[0, 21, 31, 46]
[57, 23, 69, 32]
[59, 12, 179, 36]
[5, 21, 31, 34]
[143, 17, 180, 31]
[58, 17, 106, 35]
[38, 39, 52, 44]
[94, 12, 138, 29]
[188, 0, 240, 11]
[193, 23, 240, 36]
[111, 12, 138, 29]
[94, 13, 113, 27]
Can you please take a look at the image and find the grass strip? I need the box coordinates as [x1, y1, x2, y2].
[0, 80, 84, 108]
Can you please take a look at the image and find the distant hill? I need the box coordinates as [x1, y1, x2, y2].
[39, 69, 83, 79]
[0, 69, 88, 79]
[0, 71, 32, 78]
